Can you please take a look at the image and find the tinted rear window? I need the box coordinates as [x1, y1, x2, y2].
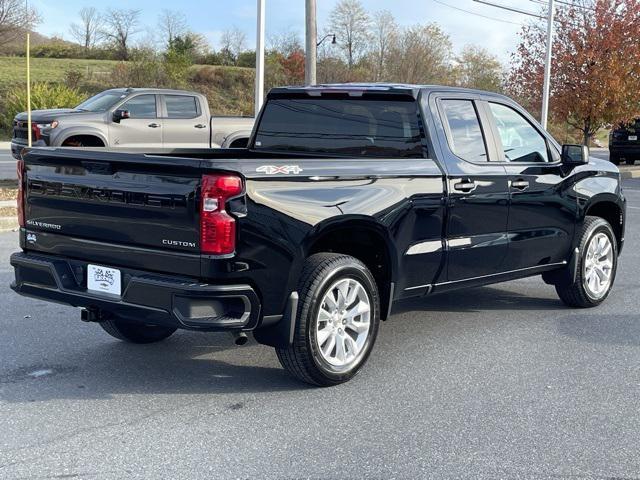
[254, 97, 423, 157]
[165, 95, 199, 119]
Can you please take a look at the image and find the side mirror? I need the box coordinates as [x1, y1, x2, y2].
[112, 109, 130, 123]
[562, 144, 589, 165]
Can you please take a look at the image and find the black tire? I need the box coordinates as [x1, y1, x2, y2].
[610, 152, 620, 165]
[276, 253, 380, 387]
[626, 158, 636, 166]
[555, 216, 618, 308]
[100, 318, 177, 344]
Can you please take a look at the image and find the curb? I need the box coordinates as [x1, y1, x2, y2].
[621, 169, 640, 180]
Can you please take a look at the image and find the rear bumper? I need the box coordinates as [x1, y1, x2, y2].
[11, 140, 48, 159]
[610, 145, 640, 157]
[10, 252, 261, 331]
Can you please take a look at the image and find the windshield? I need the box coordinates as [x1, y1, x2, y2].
[75, 91, 127, 112]
[254, 97, 424, 158]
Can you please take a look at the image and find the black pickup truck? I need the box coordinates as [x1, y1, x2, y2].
[11, 84, 627, 386]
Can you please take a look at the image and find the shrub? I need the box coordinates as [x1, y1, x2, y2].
[0, 83, 86, 130]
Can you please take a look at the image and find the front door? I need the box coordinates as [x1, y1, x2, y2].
[437, 97, 510, 282]
[484, 101, 576, 270]
[109, 94, 162, 149]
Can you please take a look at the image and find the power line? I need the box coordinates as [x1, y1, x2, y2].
[473, 0, 545, 19]
[528, 0, 596, 12]
[430, 0, 526, 26]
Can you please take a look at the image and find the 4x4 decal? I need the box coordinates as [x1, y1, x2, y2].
[256, 165, 304, 175]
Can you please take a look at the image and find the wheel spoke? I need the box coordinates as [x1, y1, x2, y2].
[322, 333, 336, 357]
[346, 300, 370, 320]
[317, 326, 332, 346]
[335, 336, 347, 362]
[346, 318, 368, 334]
[318, 307, 332, 323]
[323, 292, 338, 311]
[344, 335, 358, 357]
[599, 241, 612, 259]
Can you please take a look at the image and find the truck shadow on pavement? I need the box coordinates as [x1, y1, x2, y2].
[0, 334, 307, 404]
[393, 285, 563, 314]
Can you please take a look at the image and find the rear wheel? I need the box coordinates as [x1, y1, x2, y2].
[100, 318, 177, 344]
[276, 253, 380, 387]
[555, 216, 618, 308]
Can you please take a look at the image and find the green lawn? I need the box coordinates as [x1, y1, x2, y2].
[0, 56, 119, 89]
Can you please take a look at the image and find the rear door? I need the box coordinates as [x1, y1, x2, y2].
[482, 100, 575, 271]
[108, 94, 163, 148]
[435, 95, 510, 282]
[160, 94, 209, 149]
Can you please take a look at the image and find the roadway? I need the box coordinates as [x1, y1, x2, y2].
[0, 178, 639, 478]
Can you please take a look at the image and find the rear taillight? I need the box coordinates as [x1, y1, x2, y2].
[31, 122, 41, 141]
[17, 159, 25, 227]
[200, 174, 243, 255]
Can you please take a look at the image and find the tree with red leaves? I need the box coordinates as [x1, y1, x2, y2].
[508, 0, 640, 145]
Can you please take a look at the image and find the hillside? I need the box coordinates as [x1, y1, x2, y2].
[0, 57, 257, 135]
[0, 57, 119, 88]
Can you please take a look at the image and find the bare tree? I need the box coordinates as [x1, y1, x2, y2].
[329, 0, 371, 69]
[219, 26, 247, 62]
[0, 0, 40, 47]
[101, 8, 141, 60]
[371, 10, 397, 81]
[69, 7, 102, 51]
[268, 29, 302, 56]
[157, 9, 187, 49]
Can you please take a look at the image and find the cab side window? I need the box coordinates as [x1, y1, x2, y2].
[489, 103, 549, 163]
[120, 95, 157, 119]
[441, 99, 488, 163]
[165, 95, 199, 119]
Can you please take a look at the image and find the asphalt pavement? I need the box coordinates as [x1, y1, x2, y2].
[0, 181, 639, 479]
[0, 143, 15, 180]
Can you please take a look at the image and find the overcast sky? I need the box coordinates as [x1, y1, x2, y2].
[32, 0, 545, 63]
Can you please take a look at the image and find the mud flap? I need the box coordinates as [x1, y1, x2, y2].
[253, 292, 299, 348]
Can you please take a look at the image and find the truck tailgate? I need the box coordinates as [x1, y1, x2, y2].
[22, 149, 204, 273]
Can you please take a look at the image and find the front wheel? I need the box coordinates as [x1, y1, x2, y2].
[276, 253, 380, 387]
[100, 318, 177, 344]
[555, 216, 618, 308]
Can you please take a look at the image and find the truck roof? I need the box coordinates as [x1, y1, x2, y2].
[105, 87, 204, 96]
[268, 83, 508, 101]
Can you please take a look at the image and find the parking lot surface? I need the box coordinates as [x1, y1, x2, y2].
[0, 179, 639, 479]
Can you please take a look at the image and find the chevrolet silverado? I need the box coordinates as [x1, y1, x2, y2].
[11, 84, 627, 386]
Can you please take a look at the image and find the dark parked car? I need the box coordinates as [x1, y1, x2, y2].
[609, 118, 640, 165]
[11, 84, 626, 386]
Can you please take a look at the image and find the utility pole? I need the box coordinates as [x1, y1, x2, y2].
[26, 0, 31, 147]
[541, 0, 555, 129]
[305, 0, 317, 86]
[255, 0, 265, 116]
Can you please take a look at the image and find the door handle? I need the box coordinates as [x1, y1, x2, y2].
[511, 179, 530, 191]
[148, 123, 161, 128]
[194, 124, 207, 129]
[454, 180, 477, 193]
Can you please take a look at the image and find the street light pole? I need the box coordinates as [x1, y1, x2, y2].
[305, 0, 317, 86]
[541, 0, 555, 129]
[255, 0, 265, 116]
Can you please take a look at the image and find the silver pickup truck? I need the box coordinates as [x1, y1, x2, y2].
[11, 88, 254, 159]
